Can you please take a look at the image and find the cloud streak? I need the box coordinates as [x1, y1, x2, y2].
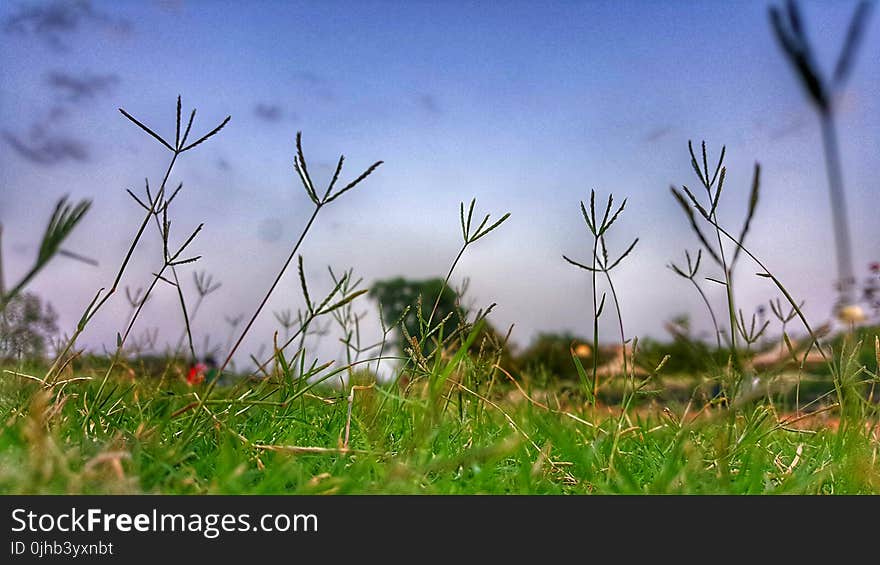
[47, 71, 120, 102]
[3, 0, 131, 51]
[257, 217, 283, 242]
[254, 103, 284, 122]
[3, 7, 124, 167]
[642, 126, 673, 144]
[292, 71, 334, 102]
[2, 129, 89, 165]
[417, 93, 441, 115]
[3, 68, 121, 166]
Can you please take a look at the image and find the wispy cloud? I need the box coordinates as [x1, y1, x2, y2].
[761, 91, 861, 141]
[642, 125, 673, 144]
[293, 71, 325, 86]
[3, 0, 131, 51]
[2, 129, 89, 165]
[292, 71, 334, 102]
[2, 95, 102, 166]
[254, 103, 284, 122]
[417, 93, 441, 115]
[769, 115, 809, 141]
[155, 0, 185, 14]
[3, 67, 122, 166]
[257, 217, 283, 243]
[47, 71, 120, 102]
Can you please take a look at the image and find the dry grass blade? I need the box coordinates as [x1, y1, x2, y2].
[343, 384, 374, 450]
[254, 444, 372, 456]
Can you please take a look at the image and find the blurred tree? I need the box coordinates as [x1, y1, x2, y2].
[370, 277, 463, 355]
[515, 332, 594, 381]
[644, 314, 727, 374]
[0, 292, 58, 360]
[370, 277, 516, 374]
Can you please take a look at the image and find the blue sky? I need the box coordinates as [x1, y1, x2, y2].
[1, 0, 878, 365]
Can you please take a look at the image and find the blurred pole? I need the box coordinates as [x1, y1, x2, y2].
[0, 224, 5, 299]
[819, 112, 856, 309]
[769, 0, 873, 317]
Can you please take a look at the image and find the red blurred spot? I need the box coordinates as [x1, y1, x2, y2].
[187, 362, 207, 385]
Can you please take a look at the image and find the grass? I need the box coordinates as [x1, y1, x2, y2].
[1, 356, 878, 494]
[1, 95, 879, 495]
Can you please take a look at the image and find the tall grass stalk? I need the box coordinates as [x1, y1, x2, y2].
[173, 271, 221, 356]
[564, 190, 630, 403]
[674, 141, 761, 392]
[46, 97, 228, 387]
[249, 261, 365, 378]
[218, 133, 381, 378]
[175, 136, 381, 441]
[669, 250, 722, 349]
[79, 98, 229, 427]
[423, 199, 510, 339]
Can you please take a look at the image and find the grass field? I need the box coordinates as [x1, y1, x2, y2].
[2, 94, 879, 495]
[1, 342, 879, 495]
